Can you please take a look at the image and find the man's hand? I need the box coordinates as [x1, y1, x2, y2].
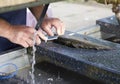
[41, 18, 65, 36]
[7, 25, 47, 48]
[0, 17, 65, 48]
[7, 17, 65, 48]
[30, 5, 65, 36]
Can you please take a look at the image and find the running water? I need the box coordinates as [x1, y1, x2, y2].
[29, 32, 37, 84]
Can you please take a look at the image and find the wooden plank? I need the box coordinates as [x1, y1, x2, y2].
[0, 0, 35, 7]
[0, 0, 64, 13]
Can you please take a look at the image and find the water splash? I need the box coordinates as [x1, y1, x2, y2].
[57, 72, 62, 81]
[47, 78, 54, 81]
[29, 31, 37, 84]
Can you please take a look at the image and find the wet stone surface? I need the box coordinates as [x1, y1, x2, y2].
[35, 41, 120, 84]
[96, 16, 120, 38]
[0, 62, 103, 84]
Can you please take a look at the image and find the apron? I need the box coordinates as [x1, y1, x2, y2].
[0, 9, 26, 52]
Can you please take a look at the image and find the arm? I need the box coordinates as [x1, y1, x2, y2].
[0, 18, 11, 39]
[0, 18, 47, 47]
[29, 5, 45, 20]
[29, 5, 65, 36]
[0, 5, 65, 48]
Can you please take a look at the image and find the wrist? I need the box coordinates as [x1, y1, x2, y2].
[0, 19, 13, 39]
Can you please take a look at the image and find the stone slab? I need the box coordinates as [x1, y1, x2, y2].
[96, 16, 120, 38]
[0, 0, 64, 13]
[35, 34, 120, 84]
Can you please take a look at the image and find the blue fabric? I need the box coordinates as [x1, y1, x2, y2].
[0, 9, 26, 52]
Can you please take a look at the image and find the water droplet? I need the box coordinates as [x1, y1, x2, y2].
[110, 17, 113, 20]
[47, 78, 54, 81]
[38, 73, 41, 76]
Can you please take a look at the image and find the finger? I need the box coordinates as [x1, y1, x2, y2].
[26, 38, 34, 47]
[22, 35, 34, 47]
[35, 35, 41, 45]
[52, 23, 61, 35]
[27, 27, 36, 33]
[37, 30, 47, 41]
[61, 22, 65, 35]
[19, 41, 29, 48]
[51, 18, 64, 35]
[43, 26, 54, 36]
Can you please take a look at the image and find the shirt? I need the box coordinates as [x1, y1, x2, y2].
[0, 9, 26, 53]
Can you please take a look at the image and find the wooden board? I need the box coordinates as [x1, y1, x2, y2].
[0, 0, 35, 7]
[0, 0, 63, 13]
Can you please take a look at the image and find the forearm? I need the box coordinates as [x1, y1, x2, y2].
[29, 5, 65, 36]
[29, 5, 47, 20]
[0, 19, 11, 39]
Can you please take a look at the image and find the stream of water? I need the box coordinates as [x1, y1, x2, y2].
[29, 32, 37, 84]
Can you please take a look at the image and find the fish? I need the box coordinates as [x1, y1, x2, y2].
[54, 31, 117, 50]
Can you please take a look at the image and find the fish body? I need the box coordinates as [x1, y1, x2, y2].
[55, 31, 118, 50]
